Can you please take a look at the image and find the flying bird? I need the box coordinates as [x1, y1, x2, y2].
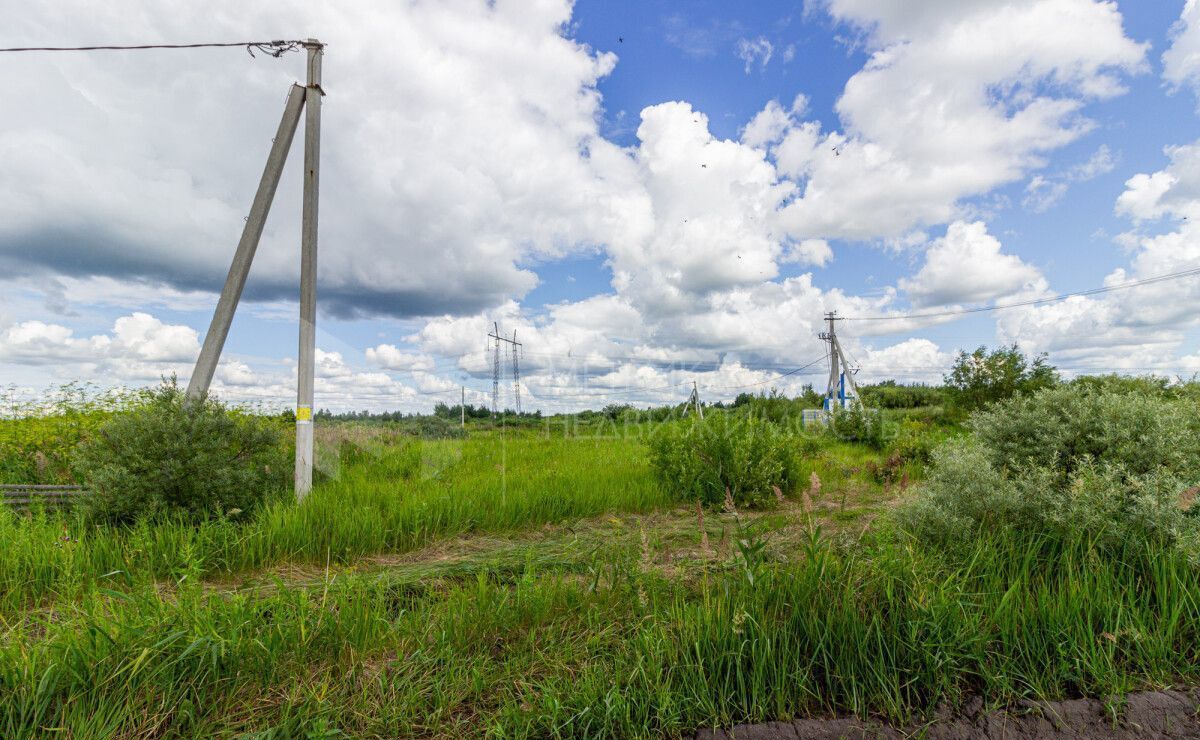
[619, 37, 624, 43]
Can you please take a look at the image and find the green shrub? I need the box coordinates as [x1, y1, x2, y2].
[967, 383, 1200, 483]
[886, 418, 950, 467]
[826, 404, 885, 449]
[730, 387, 820, 427]
[73, 381, 289, 524]
[900, 384, 1200, 557]
[1068, 373, 1175, 398]
[859, 381, 947, 409]
[403, 416, 467, 440]
[647, 414, 800, 508]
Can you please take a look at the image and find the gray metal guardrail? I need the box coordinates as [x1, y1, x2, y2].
[0, 484, 88, 509]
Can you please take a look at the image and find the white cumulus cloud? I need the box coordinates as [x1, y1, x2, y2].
[1164, 0, 1200, 101]
[773, 0, 1146, 240]
[0, 312, 199, 378]
[900, 222, 1045, 308]
[366, 345, 436, 372]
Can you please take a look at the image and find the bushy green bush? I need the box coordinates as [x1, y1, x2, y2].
[859, 381, 947, 409]
[886, 417, 950, 466]
[73, 381, 290, 524]
[402, 416, 466, 440]
[730, 387, 822, 427]
[647, 414, 800, 508]
[1068, 373, 1175, 398]
[826, 404, 886, 448]
[968, 383, 1200, 482]
[900, 383, 1200, 557]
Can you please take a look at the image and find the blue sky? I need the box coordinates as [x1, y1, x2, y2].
[3, 0, 1200, 411]
[573, 0, 1196, 351]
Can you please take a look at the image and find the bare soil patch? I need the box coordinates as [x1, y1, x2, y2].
[696, 689, 1200, 739]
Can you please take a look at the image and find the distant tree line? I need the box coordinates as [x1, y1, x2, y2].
[433, 403, 541, 420]
[312, 345, 1066, 423]
[314, 409, 420, 422]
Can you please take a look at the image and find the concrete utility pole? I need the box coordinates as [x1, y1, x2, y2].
[688, 380, 704, 419]
[819, 311, 860, 411]
[295, 39, 324, 501]
[186, 84, 307, 401]
[461, 385, 465, 429]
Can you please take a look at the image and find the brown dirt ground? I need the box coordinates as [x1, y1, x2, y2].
[695, 689, 1200, 739]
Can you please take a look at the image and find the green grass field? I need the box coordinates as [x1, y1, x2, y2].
[0, 430, 670, 609]
[2, 407, 1199, 737]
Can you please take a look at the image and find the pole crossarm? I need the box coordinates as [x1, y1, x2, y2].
[486, 331, 522, 348]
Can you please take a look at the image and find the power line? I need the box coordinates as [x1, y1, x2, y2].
[703, 354, 831, 392]
[384, 353, 836, 397]
[0, 40, 306, 57]
[406, 385, 486, 398]
[843, 265, 1200, 322]
[531, 380, 691, 400]
[530, 364, 834, 399]
[373, 357, 1200, 413]
[454, 347, 832, 373]
[437, 355, 830, 405]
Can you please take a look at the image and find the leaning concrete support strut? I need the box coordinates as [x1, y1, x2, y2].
[186, 83, 308, 401]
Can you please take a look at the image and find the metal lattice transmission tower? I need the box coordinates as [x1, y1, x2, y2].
[487, 323, 522, 414]
[819, 311, 860, 411]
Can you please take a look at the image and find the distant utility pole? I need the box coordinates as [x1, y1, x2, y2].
[487, 323, 522, 414]
[461, 385, 465, 428]
[295, 39, 324, 501]
[819, 311, 860, 411]
[688, 380, 704, 419]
